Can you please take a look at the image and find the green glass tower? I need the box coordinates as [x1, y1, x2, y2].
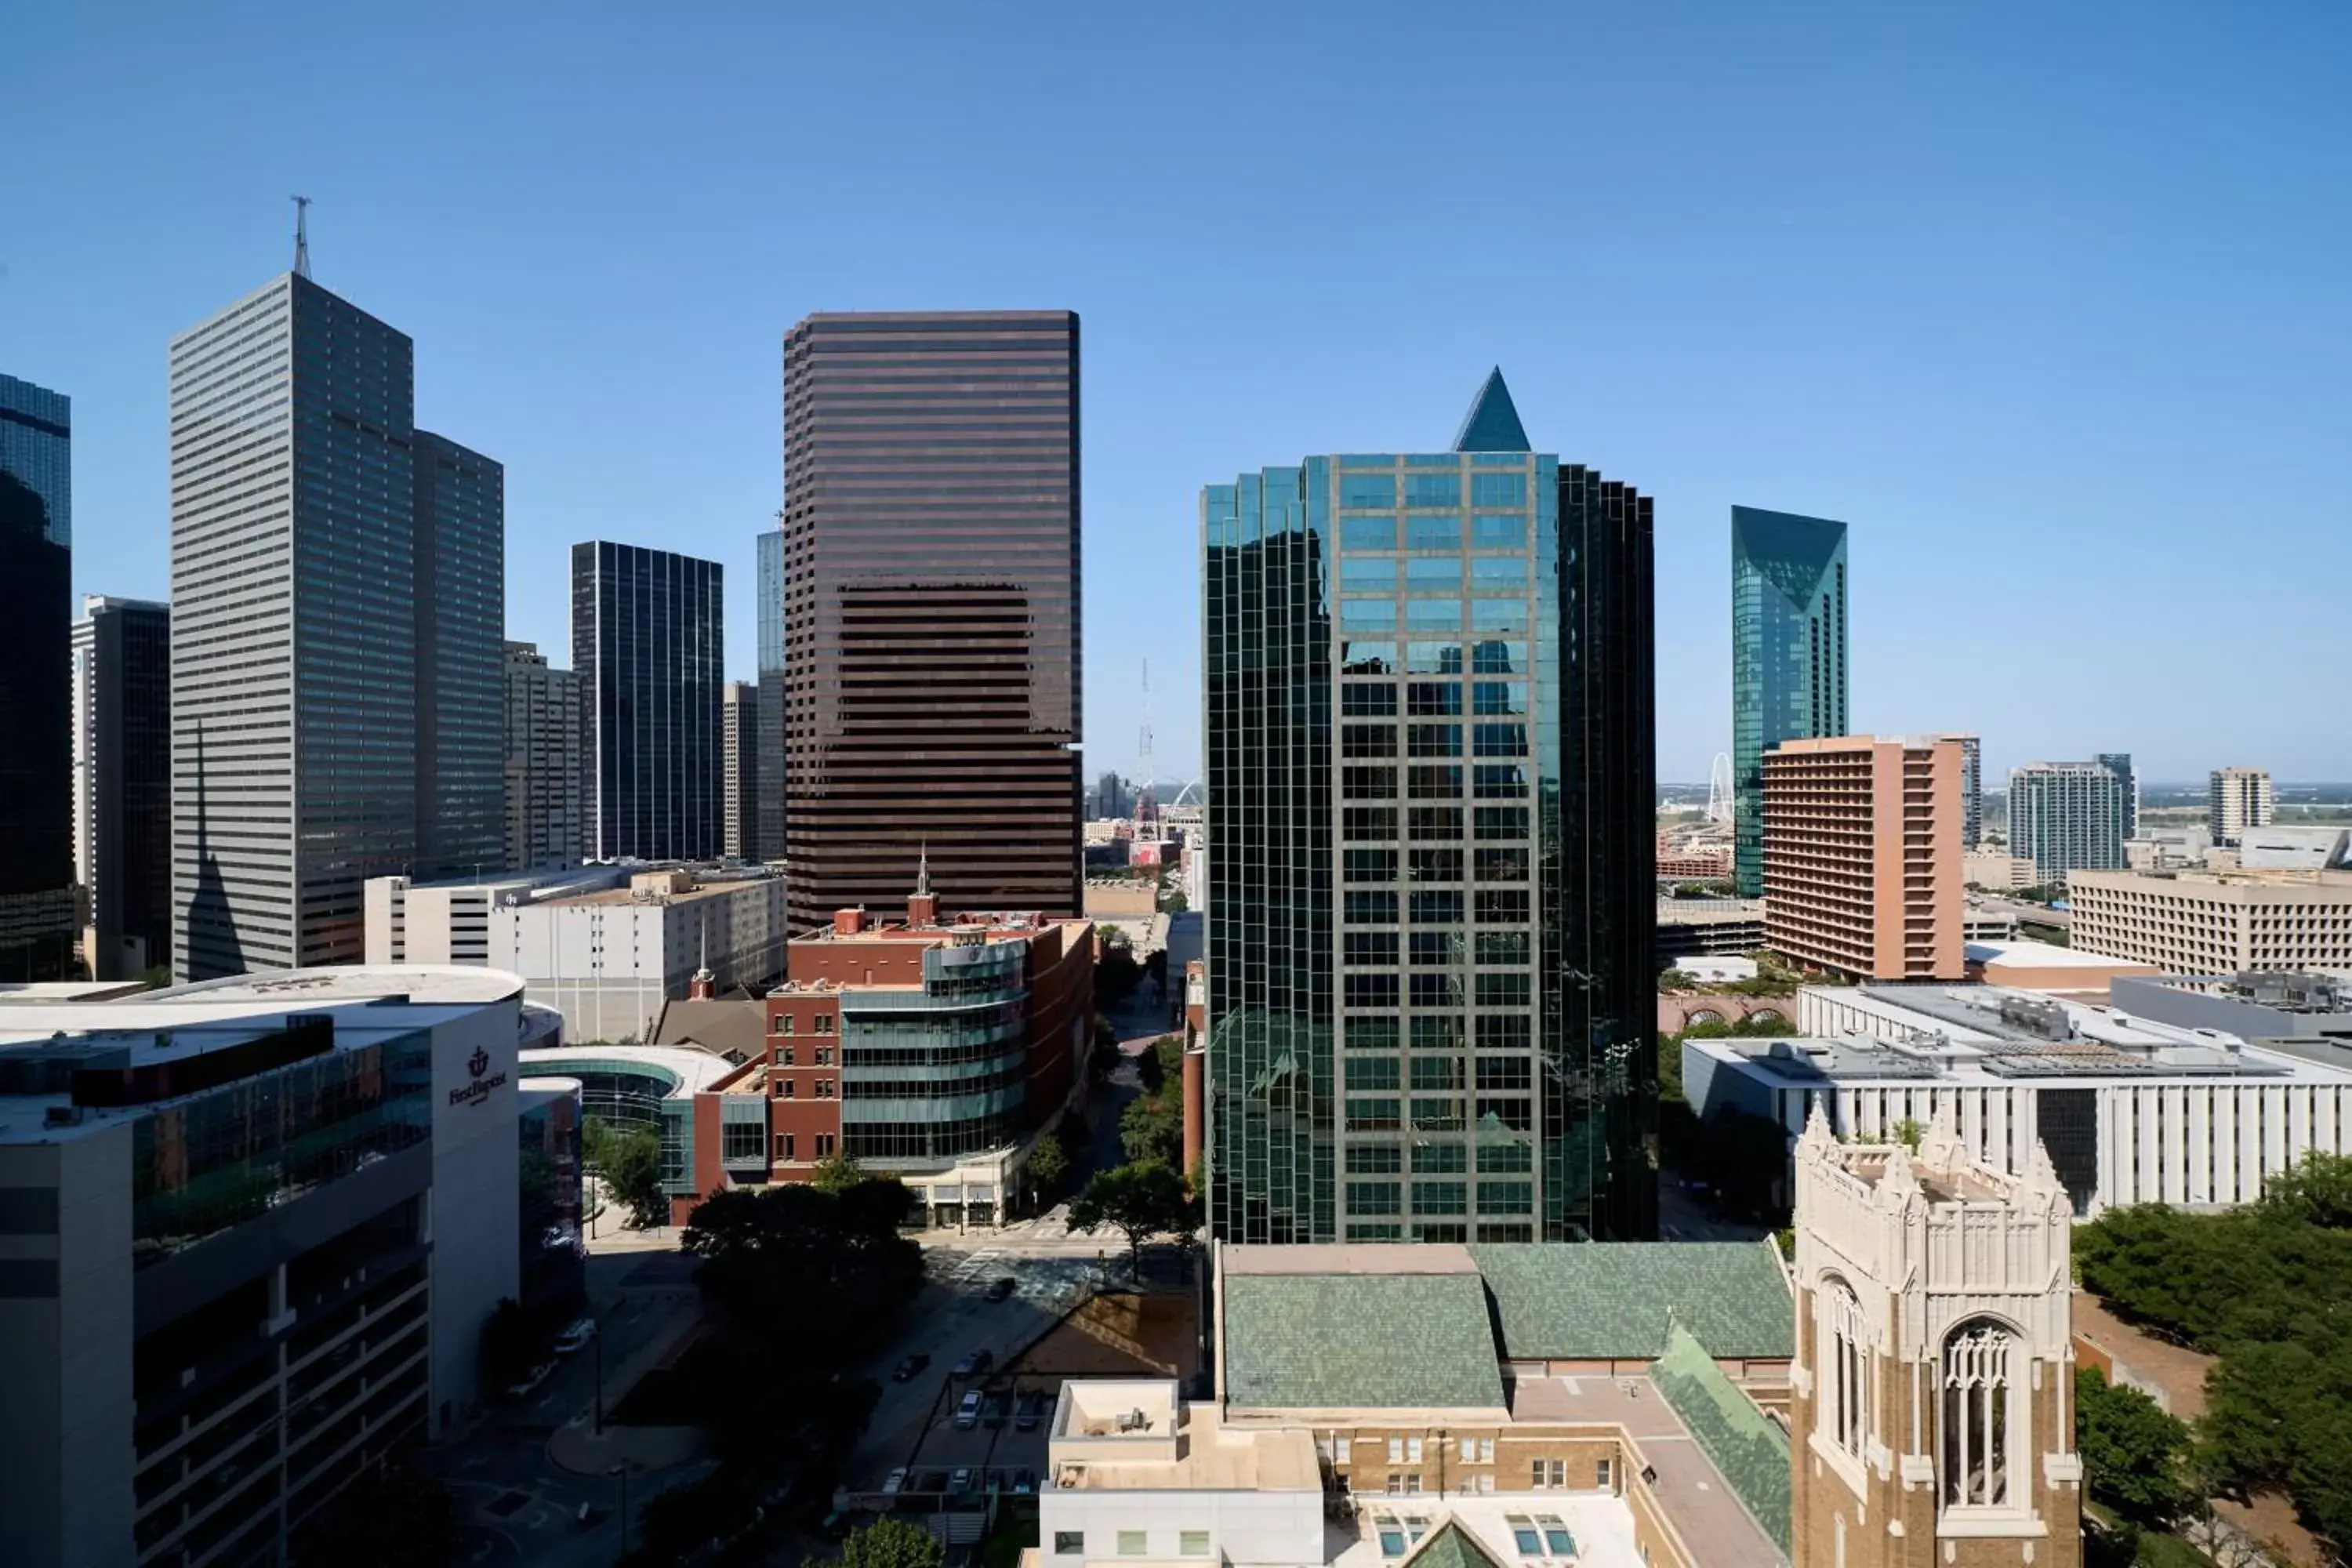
[1730, 506, 1849, 896]
[1202, 372, 1656, 1245]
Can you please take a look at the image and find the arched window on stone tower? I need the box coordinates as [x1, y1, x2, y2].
[1817, 1276, 1871, 1458]
[1940, 1317, 2020, 1508]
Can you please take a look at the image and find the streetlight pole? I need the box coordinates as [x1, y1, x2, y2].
[611, 1463, 630, 1561]
[593, 1327, 604, 1435]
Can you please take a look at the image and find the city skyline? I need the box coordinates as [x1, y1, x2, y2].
[8, 5, 2349, 785]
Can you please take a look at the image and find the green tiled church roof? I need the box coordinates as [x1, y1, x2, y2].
[1403, 1520, 1505, 1568]
[1650, 1322, 1793, 1551]
[1467, 1242, 1794, 1361]
[1223, 1272, 1507, 1410]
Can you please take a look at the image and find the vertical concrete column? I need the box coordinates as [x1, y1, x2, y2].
[1181, 1047, 1205, 1177]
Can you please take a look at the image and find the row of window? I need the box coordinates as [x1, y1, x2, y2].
[1338, 638, 1531, 677]
[1334, 473, 1530, 512]
[1341, 556, 1531, 590]
[1343, 764, 1530, 800]
[1341, 807, 1531, 841]
[1343, 724, 1530, 758]
[1344, 1139, 1534, 1174]
[1051, 1529, 1210, 1559]
[1345, 1179, 1534, 1215]
[1339, 927, 1532, 964]
[1343, 1057, 1536, 1091]
[1341, 601, 1530, 636]
[1345, 1095, 1533, 1132]
[1341, 1015, 1534, 1052]
[1343, 974, 1533, 1007]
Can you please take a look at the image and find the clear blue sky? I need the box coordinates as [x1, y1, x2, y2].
[8, 2, 2348, 785]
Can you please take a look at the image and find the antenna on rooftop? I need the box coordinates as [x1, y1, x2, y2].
[1138, 659, 1157, 828]
[291, 195, 313, 279]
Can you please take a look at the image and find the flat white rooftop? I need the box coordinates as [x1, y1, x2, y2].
[520, 1043, 742, 1096]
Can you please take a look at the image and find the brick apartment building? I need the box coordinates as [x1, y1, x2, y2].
[1763, 735, 1965, 982]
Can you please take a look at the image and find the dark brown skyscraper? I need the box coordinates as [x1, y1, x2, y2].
[781, 311, 1081, 930]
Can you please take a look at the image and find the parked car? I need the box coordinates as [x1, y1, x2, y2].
[1011, 1468, 1038, 1495]
[985, 1276, 1018, 1301]
[948, 1468, 975, 1496]
[982, 1394, 1007, 1429]
[1014, 1391, 1044, 1432]
[955, 1390, 984, 1429]
[952, 1348, 994, 1378]
[881, 1468, 908, 1497]
[891, 1352, 931, 1383]
[551, 1317, 597, 1355]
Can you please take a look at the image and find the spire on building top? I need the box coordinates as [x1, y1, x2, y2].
[1451, 367, 1530, 453]
[291, 195, 313, 279]
[915, 839, 931, 898]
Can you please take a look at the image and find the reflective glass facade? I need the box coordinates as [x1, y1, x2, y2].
[74, 597, 174, 979]
[840, 941, 1029, 1162]
[1203, 377, 1655, 1244]
[1730, 506, 1848, 895]
[0, 372, 76, 978]
[755, 526, 787, 859]
[571, 540, 724, 860]
[781, 312, 1081, 929]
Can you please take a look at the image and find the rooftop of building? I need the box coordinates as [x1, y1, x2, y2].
[0, 980, 151, 1003]
[1218, 1241, 1794, 1415]
[652, 997, 768, 1062]
[377, 860, 782, 906]
[1964, 938, 2151, 971]
[2069, 864, 2352, 891]
[1654, 897, 1764, 924]
[1692, 1025, 2352, 1087]
[517, 1041, 744, 1097]
[1050, 1380, 1321, 1493]
[793, 907, 1088, 946]
[0, 967, 524, 1143]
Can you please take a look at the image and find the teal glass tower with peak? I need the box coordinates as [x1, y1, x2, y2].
[1202, 371, 1657, 1246]
[1731, 506, 1849, 896]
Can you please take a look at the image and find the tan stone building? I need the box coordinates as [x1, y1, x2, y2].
[1788, 1109, 2082, 1568]
[1764, 737, 1965, 982]
[2068, 867, 2352, 975]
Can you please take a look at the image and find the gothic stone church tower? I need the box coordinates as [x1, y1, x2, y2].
[1789, 1107, 2084, 1568]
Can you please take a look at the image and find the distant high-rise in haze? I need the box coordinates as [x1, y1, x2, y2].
[781, 310, 1081, 930]
[412, 431, 506, 877]
[724, 680, 760, 858]
[755, 524, 787, 860]
[1094, 771, 1131, 822]
[1203, 369, 1656, 1246]
[2208, 765, 2274, 848]
[169, 274, 503, 979]
[72, 597, 172, 980]
[2096, 751, 2138, 841]
[2009, 762, 2128, 882]
[1731, 506, 1849, 896]
[0, 372, 77, 980]
[572, 540, 724, 861]
[502, 641, 584, 868]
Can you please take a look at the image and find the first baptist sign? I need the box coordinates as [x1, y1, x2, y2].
[449, 1045, 511, 1108]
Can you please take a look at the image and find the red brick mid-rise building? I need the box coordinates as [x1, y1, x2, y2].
[752, 868, 1094, 1226]
[1764, 736, 1965, 982]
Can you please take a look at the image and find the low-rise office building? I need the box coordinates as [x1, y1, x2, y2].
[365, 862, 789, 1044]
[517, 1040, 758, 1228]
[1690, 981, 2352, 1216]
[1960, 850, 2035, 891]
[2067, 866, 2352, 976]
[759, 881, 1094, 1225]
[0, 967, 527, 1568]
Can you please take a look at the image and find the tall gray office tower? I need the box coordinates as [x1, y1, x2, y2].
[0, 372, 77, 980]
[2096, 751, 2137, 841]
[72, 597, 172, 980]
[755, 524, 787, 859]
[413, 432, 506, 877]
[724, 680, 760, 858]
[1203, 371, 1656, 1245]
[502, 641, 585, 867]
[572, 540, 724, 861]
[170, 274, 503, 979]
[2009, 763, 2128, 882]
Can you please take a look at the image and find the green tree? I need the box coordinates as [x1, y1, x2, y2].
[811, 1149, 867, 1194]
[1657, 968, 1697, 992]
[2076, 1367, 2194, 1523]
[1120, 1094, 1183, 1166]
[839, 1515, 946, 1568]
[1068, 1160, 1193, 1277]
[596, 1127, 668, 1229]
[292, 1463, 459, 1568]
[1027, 1132, 1072, 1196]
[2261, 1149, 2352, 1229]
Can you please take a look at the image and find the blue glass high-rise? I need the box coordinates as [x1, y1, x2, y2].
[0, 372, 76, 978]
[1731, 506, 1849, 896]
[1202, 371, 1656, 1244]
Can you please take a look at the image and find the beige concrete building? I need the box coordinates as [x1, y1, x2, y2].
[1763, 737, 1965, 982]
[2068, 866, 2352, 976]
[1960, 849, 2034, 890]
[2207, 765, 2274, 847]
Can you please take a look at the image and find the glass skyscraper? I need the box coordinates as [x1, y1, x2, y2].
[781, 311, 1081, 931]
[73, 597, 173, 980]
[2010, 762, 2128, 881]
[1203, 371, 1657, 1246]
[572, 540, 724, 861]
[0, 372, 77, 979]
[755, 524, 787, 861]
[170, 274, 505, 980]
[1731, 506, 1849, 895]
[2096, 751, 2137, 842]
